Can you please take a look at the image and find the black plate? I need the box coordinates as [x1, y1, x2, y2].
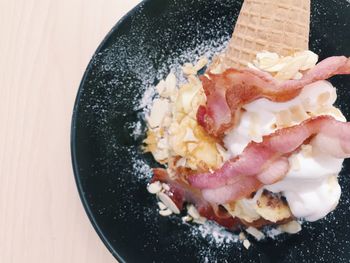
[71, 0, 350, 262]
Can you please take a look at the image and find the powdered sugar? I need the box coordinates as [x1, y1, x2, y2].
[130, 120, 143, 139]
[191, 221, 239, 245]
[131, 157, 153, 181]
[265, 227, 283, 239]
[137, 87, 157, 111]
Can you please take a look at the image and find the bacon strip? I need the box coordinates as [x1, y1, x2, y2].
[189, 116, 350, 204]
[151, 168, 237, 228]
[199, 56, 350, 137]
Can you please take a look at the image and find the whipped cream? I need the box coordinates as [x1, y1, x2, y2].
[224, 80, 346, 221]
[265, 149, 342, 221]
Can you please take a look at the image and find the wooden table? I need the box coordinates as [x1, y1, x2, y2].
[0, 1, 140, 262]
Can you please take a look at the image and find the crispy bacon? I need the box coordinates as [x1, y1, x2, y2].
[151, 168, 237, 228]
[189, 116, 350, 204]
[151, 169, 292, 229]
[199, 56, 350, 137]
[152, 168, 205, 210]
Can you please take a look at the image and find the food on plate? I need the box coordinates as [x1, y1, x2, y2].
[143, 0, 350, 243]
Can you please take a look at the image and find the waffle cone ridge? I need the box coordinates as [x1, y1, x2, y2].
[215, 0, 311, 70]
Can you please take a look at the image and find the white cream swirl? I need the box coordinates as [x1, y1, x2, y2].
[224, 80, 346, 222]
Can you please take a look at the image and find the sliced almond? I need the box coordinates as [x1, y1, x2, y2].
[182, 215, 193, 222]
[255, 51, 280, 69]
[192, 143, 218, 169]
[187, 204, 200, 219]
[194, 57, 208, 71]
[178, 84, 200, 113]
[293, 72, 303, 80]
[254, 192, 292, 223]
[224, 200, 260, 223]
[246, 227, 265, 241]
[182, 63, 197, 75]
[156, 80, 166, 96]
[147, 181, 162, 194]
[157, 202, 167, 210]
[176, 157, 187, 168]
[297, 50, 318, 70]
[243, 239, 251, 249]
[165, 72, 177, 93]
[252, 51, 318, 81]
[239, 232, 246, 241]
[147, 99, 171, 128]
[278, 221, 302, 234]
[159, 209, 173, 217]
[275, 55, 307, 80]
[187, 143, 198, 152]
[158, 192, 181, 214]
[183, 128, 198, 142]
[153, 149, 169, 163]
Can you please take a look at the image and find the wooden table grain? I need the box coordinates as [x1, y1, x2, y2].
[0, 1, 140, 262]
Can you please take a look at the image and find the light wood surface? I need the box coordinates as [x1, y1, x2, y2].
[0, 0, 140, 262]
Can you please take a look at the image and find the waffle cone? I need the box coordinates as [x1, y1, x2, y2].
[211, 0, 311, 71]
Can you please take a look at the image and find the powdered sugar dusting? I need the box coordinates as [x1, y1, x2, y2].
[131, 157, 153, 181]
[191, 221, 239, 245]
[129, 120, 143, 139]
[265, 227, 283, 239]
[138, 87, 157, 111]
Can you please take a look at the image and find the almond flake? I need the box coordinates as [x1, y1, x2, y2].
[159, 209, 173, 216]
[278, 221, 302, 234]
[275, 55, 307, 80]
[165, 73, 177, 93]
[175, 158, 186, 168]
[187, 143, 197, 152]
[157, 202, 167, 210]
[298, 50, 318, 70]
[182, 63, 197, 75]
[194, 57, 208, 71]
[243, 239, 251, 249]
[147, 99, 171, 128]
[239, 232, 246, 241]
[147, 181, 162, 194]
[182, 215, 193, 223]
[187, 204, 200, 219]
[158, 192, 181, 214]
[183, 128, 198, 142]
[156, 80, 166, 96]
[246, 227, 265, 241]
[293, 72, 303, 80]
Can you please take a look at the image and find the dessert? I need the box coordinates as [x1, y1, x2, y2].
[143, 0, 350, 240]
